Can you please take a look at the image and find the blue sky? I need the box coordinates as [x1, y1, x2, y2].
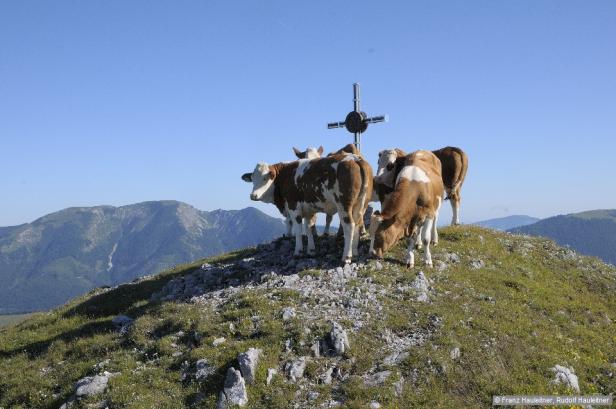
[1, 1, 615, 226]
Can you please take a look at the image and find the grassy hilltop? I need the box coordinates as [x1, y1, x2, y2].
[0, 226, 615, 408]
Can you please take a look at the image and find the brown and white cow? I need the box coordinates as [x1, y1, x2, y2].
[291, 146, 326, 237]
[292, 145, 334, 236]
[370, 150, 444, 267]
[292, 143, 366, 236]
[375, 146, 468, 225]
[242, 153, 373, 262]
[432, 147, 468, 225]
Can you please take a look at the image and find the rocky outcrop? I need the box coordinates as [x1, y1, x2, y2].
[238, 348, 261, 385]
[550, 365, 580, 393]
[195, 359, 216, 381]
[285, 357, 307, 382]
[217, 368, 248, 408]
[75, 372, 117, 397]
[327, 321, 350, 356]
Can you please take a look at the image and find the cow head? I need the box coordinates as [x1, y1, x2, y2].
[369, 211, 404, 259]
[293, 146, 324, 160]
[375, 149, 399, 186]
[241, 163, 277, 202]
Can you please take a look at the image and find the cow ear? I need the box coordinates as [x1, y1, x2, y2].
[241, 172, 252, 182]
[292, 147, 302, 158]
[268, 169, 276, 180]
[317, 145, 324, 155]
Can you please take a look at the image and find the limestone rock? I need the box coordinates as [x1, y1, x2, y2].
[311, 341, 321, 357]
[285, 357, 307, 382]
[195, 359, 215, 381]
[364, 370, 391, 386]
[383, 351, 409, 366]
[266, 368, 277, 385]
[470, 259, 485, 269]
[282, 307, 296, 321]
[307, 391, 320, 401]
[328, 321, 350, 356]
[238, 348, 261, 384]
[217, 368, 248, 408]
[75, 371, 117, 397]
[411, 271, 431, 302]
[443, 252, 460, 263]
[320, 367, 334, 385]
[550, 365, 580, 393]
[394, 375, 405, 396]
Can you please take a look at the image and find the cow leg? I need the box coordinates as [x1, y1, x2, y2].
[352, 223, 360, 257]
[309, 214, 319, 238]
[422, 217, 434, 267]
[405, 222, 422, 268]
[432, 199, 441, 245]
[290, 213, 304, 256]
[323, 213, 333, 236]
[352, 211, 361, 256]
[405, 234, 416, 268]
[285, 214, 293, 237]
[415, 224, 423, 250]
[451, 198, 460, 225]
[451, 202, 458, 225]
[451, 194, 460, 225]
[339, 212, 355, 263]
[303, 216, 316, 256]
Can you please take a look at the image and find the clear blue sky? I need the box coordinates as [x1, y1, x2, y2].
[1, 1, 615, 226]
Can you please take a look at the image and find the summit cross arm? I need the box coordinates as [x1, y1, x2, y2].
[327, 83, 388, 152]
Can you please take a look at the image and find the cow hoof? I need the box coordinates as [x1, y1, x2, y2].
[406, 262, 414, 269]
[425, 262, 433, 268]
[343, 258, 352, 264]
[307, 250, 316, 256]
[431, 241, 438, 246]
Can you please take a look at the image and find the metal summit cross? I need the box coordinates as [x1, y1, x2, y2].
[327, 83, 388, 152]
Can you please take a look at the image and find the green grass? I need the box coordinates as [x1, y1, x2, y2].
[0, 313, 34, 328]
[1, 227, 615, 408]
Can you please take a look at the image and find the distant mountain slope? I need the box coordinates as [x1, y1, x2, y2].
[0, 201, 285, 314]
[510, 209, 616, 265]
[473, 215, 540, 231]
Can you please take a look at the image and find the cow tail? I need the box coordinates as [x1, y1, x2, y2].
[449, 148, 468, 202]
[357, 160, 370, 227]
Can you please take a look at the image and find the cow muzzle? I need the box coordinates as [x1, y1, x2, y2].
[250, 193, 259, 201]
